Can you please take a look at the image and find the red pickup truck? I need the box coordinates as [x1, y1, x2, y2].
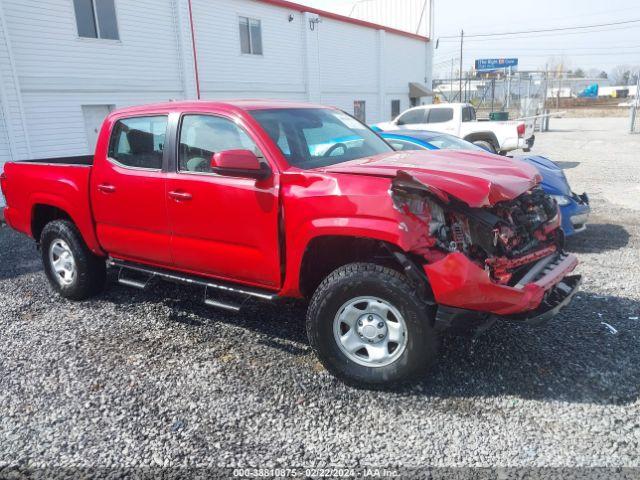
[1, 100, 580, 387]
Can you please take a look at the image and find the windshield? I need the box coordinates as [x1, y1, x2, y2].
[425, 134, 485, 151]
[250, 108, 393, 168]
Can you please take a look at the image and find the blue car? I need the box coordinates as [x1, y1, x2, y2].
[378, 130, 590, 236]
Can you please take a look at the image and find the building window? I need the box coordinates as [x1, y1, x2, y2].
[73, 0, 119, 40]
[391, 100, 401, 119]
[354, 101, 366, 123]
[239, 17, 263, 55]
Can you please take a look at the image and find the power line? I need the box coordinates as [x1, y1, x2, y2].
[437, 45, 640, 53]
[438, 23, 640, 43]
[438, 18, 640, 39]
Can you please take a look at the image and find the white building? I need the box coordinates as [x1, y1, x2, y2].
[0, 0, 433, 185]
[348, 0, 433, 37]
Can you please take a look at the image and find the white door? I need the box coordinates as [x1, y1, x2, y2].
[425, 106, 457, 134]
[82, 105, 114, 153]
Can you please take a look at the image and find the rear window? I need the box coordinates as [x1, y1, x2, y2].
[427, 108, 453, 123]
[108, 116, 167, 170]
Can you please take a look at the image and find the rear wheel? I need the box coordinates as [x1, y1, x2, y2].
[307, 263, 438, 388]
[472, 140, 497, 153]
[40, 220, 106, 300]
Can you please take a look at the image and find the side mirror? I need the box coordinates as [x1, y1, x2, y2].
[210, 150, 272, 180]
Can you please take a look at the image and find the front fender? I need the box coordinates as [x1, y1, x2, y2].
[279, 216, 407, 297]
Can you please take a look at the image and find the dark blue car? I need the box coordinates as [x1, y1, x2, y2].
[378, 130, 590, 236]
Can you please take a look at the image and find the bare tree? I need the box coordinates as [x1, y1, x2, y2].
[610, 65, 633, 85]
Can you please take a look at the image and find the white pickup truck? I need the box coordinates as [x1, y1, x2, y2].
[375, 103, 535, 154]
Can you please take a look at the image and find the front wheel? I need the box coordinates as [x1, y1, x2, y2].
[40, 220, 106, 300]
[306, 263, 438, 388]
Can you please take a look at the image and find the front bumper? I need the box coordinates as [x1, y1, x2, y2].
[560, 193, 591, 236]
[423, 251, 579, 316]
[493, 274, 582, 326]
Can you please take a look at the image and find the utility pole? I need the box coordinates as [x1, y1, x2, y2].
[459, 29, 464, 102]
[506, 66, 511, 109]
[450, 58, 454, 102]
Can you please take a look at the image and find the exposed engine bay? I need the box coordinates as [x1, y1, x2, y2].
[391, 173, 563, 286]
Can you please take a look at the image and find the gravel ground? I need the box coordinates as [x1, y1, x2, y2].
[0, 117, 639, 473]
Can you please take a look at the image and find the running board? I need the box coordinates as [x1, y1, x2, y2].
[117, 267, 152, 290]
[108, 258, 277, 311]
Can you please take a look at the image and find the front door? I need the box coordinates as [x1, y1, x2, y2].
[91, 114, 172, 266]
[166, 113, 281, 289]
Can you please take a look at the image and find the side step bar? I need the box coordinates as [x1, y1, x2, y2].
[108, 258, 277, 311]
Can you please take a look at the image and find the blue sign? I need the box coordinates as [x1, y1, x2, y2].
[475, 58, 518, 71]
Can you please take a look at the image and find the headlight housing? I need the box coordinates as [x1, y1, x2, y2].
[551, 195, 571, 206]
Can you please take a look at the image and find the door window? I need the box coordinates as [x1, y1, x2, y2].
[427, 108, 454, 123]
[462, 106, 476, 122]
[396, 109, 426, 125]
[178, 115, 262, 173]
[108, 116, 167, 169]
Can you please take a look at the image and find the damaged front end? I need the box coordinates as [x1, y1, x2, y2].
[390, 171, 581, 327]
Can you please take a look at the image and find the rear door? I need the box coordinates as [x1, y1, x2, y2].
[90, 114, 172, 266]
[426, 106, 457, 134]
[165, 112, 281, 289]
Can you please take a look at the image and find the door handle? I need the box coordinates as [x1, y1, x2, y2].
[97, 184, 116, 194]
[168, 191, 192, 201]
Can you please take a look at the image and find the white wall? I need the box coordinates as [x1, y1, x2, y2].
[1, 0, 186, 158]
[192, 0, 307, 101]
[0, 0, 432, 169]
[349, 0, 431, 37]
[317, 17, 380, 122]
[0, 0, 29, 167]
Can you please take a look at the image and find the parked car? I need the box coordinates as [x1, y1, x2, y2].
[378, 130, 590, 236]
[0, 100, 580, 387]
[375, 103, 535, 154]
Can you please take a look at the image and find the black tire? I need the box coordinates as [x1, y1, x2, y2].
[472, 140, 497, 153]
[40, 220, 106, 300]
[306, 263, 438, 388]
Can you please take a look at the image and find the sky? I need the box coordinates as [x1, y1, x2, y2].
[296, 0, 640, 79]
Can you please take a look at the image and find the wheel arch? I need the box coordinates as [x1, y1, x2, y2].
[28, 195, 105, 256]
[463, 132, 499, 150]
[297, 234, 431, 300]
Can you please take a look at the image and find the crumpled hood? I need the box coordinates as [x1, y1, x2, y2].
[319, 149, 541, 208]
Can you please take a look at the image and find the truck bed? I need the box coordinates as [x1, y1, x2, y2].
[1, 157, 102, 254]
[18, 155, 93, 166]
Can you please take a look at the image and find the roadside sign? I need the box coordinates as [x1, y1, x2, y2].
[475, 58, 518, 72]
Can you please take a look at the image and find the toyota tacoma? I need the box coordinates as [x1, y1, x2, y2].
[0, 100, 580, 387]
